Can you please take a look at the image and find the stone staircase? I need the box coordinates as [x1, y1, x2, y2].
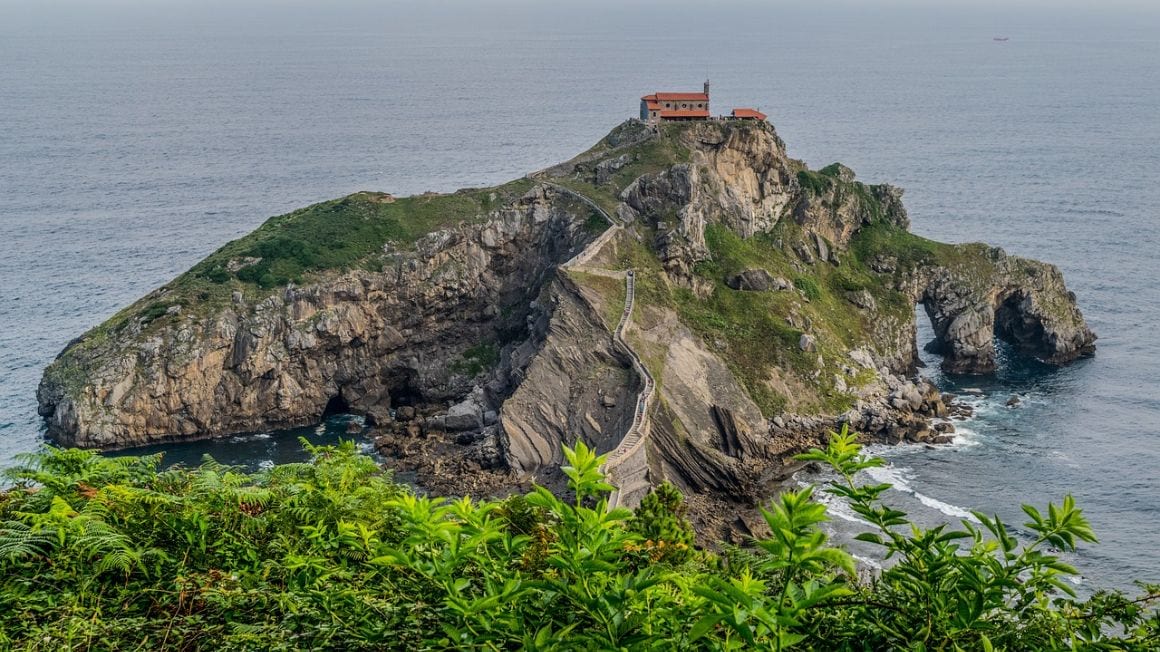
[546, 182, 655, 510]
[602, 270, 655, 510]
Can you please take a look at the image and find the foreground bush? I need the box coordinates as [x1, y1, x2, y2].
[0, 433, 1156, 650]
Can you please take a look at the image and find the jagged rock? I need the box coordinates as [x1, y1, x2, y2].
[594, 153, 631, 185]
[814, 233, 830, 262]
[793, 241, 816, 264]
[725, 269, 788, 292]
[832, 374, 848, 394]
[37, 183, 597, 448]
[467, 430, 504, 470]
[845, 289, 877, 311]
[799, 334, 817, 352]
[710, 405, 748, 458]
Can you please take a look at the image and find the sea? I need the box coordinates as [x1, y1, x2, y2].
[1, 1, 1157, 592]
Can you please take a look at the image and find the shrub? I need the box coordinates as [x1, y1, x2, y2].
[584, 209, 609, 234]
[0, 436, 1155, 650]
[452, 342, 500, 377]
[627, 482, 694, 565]
[139, 301, 175, 325]
[794, 275, 822, 301]
[797, 169, 834, 195]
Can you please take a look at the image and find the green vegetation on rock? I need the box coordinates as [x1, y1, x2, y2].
[451, 342, 500, 377]
[0, 435, 1154, 650]
[190, 182, 532, 291]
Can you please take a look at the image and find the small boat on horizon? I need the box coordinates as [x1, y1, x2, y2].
[993, 36, 1010, 42]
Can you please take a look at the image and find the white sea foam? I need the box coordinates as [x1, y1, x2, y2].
[852, 553, 884, 571]
[228, 433, 272, 443]
[863, 465, 979, 523]
[949, 423, 982, 448]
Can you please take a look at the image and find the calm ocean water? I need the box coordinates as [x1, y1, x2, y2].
[1, 2, 1157, 590]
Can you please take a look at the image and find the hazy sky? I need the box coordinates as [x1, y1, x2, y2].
[1, 0, 1157, 40]
[2, 0, 1159, 15]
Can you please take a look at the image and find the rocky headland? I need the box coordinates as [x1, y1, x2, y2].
[37, 119, 1095, 539]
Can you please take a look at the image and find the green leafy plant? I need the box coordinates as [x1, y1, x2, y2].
[0, 437, 1155, 650]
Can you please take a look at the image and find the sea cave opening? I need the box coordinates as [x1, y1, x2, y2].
[322, 393, 351, 418]
[386, 367, 424, 408]
[994, 293, 1051, 361]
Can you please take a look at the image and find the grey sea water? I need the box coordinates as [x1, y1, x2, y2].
[1, 2, 1158, 590]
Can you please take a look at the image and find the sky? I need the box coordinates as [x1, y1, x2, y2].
[1, 1, 1157, 35]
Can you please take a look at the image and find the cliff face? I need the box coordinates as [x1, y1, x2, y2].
[38, 184, 598, 448]
[38, 119, 1095, 528]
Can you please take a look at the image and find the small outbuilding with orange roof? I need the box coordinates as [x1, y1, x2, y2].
[730, 108, 767, 121]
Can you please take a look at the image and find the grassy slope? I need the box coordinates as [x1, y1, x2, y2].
[565, 271, 627, 332]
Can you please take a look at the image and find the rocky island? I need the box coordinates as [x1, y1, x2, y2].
[37, 119, 1095, 537]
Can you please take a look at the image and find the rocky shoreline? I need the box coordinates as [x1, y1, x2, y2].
[364, 376, 978, 543]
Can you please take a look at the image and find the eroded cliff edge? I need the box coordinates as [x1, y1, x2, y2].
[38, 120, 1095, 534]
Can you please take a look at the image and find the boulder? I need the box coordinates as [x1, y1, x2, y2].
[799, 334, 817, 352]
[726, 269, 789, 292]
[845, 289, 877, 311]
[793, 241, 816, 264]
[814, 233, 830, 262]
[441, 396, 484, 431]
[595, 153, 631, 185]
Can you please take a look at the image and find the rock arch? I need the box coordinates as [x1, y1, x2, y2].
[917, 252, 1096, 375]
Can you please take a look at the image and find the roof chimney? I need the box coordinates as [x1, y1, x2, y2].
[704, 79, 710, 96]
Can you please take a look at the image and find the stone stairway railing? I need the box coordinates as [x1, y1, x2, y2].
[545, 181, 655, 510]
[602, 270, 655, 510]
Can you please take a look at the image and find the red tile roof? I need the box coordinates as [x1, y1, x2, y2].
[654, 92, 709, 102]
[731, 108, 767, 120]
[658, 109, 710, 119]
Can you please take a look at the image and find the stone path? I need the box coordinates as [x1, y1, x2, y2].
[548, 182, 655, 510]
